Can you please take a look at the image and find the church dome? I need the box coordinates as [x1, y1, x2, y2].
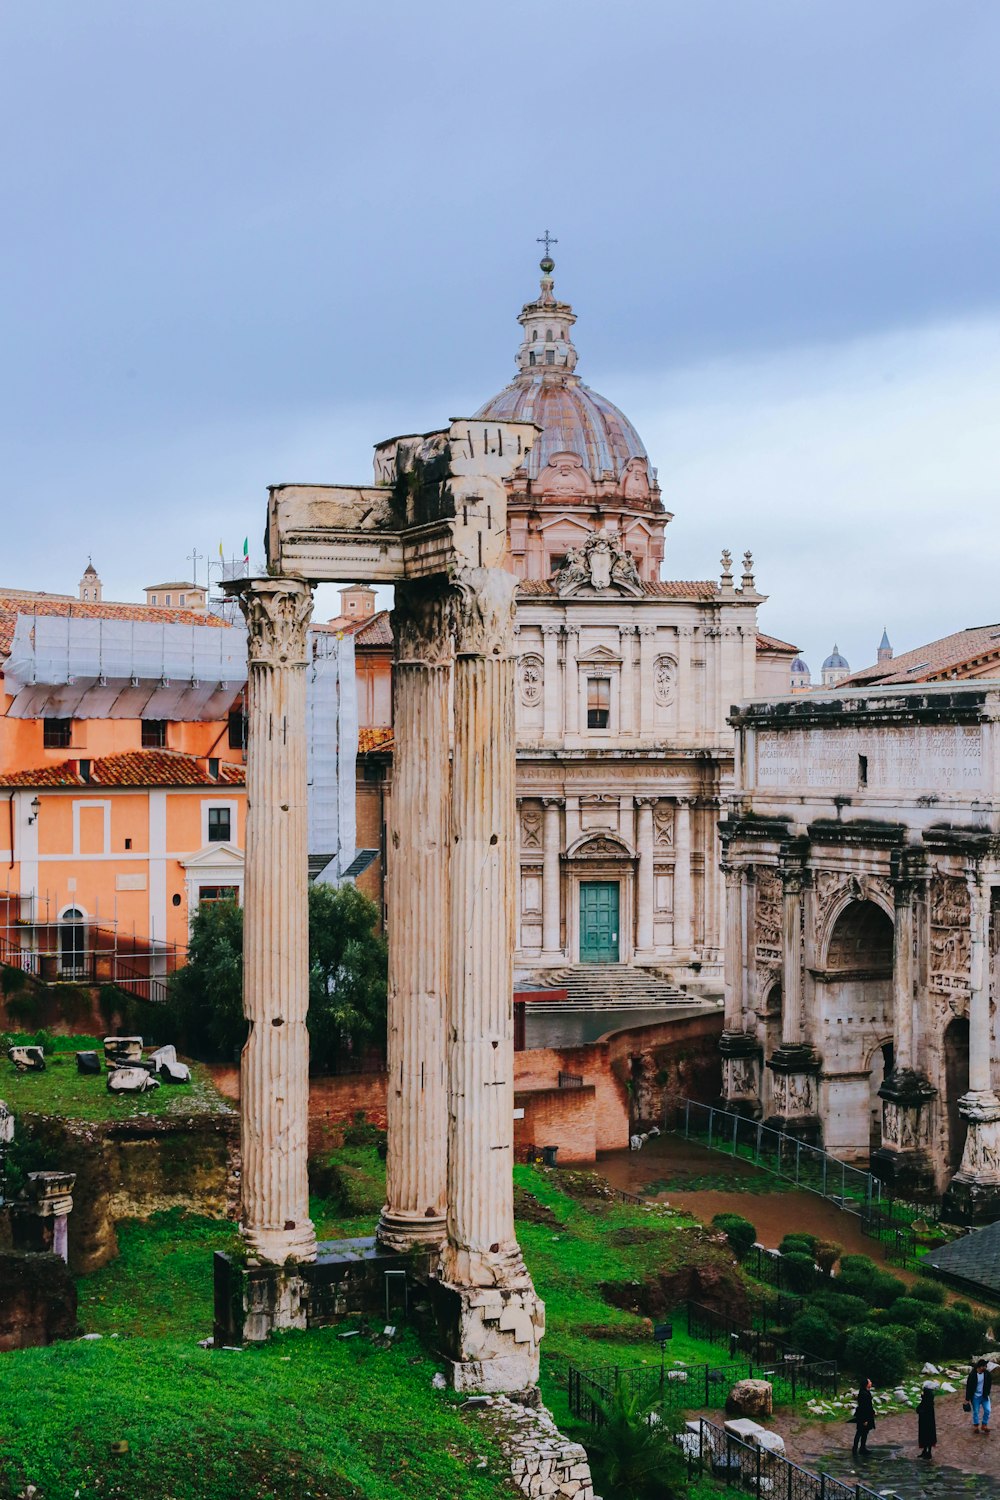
[474, 257, 654, 491]
[823, 645, 849, 671]
[477, 375, 649, 484]
[791, 656, 810, 674]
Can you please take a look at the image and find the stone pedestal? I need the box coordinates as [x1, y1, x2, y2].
[764, 1045, 822, 1143]
[871, 1069, 938, 1200]
[237, 578, 317, 1277]
[942, 1091, 1000, 1224]
[11, 1171, 75, 1262]
[441, 569, 544, 1392]
[719, 1030, 763, 1118]
[378, 581, 450, 1253]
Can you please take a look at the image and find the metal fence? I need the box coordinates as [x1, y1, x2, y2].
[686, 1300, 819, 1370]
[676, 1417, 883, 1500]
[672, 1098, 937, 1267]
[568, 1352, 837, 1427]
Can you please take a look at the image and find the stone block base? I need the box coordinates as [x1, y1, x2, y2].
[214, 1236, 428, 1344]
[870, 1146, 938, 1202]
[431, 1274, 544, 1394]
[941, 1175, 1000, 1226]
[0, 1250, 78, 1351]
[488, 1393, 596, 1499]
[762, 1114, 822, 1146]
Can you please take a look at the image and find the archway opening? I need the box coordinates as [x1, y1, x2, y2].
[59, 907, 86, 978]
[944, 1017, 970, 1173]
[822, 899, 894, 1163]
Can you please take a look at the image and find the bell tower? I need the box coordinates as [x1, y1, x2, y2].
[79, 559, 102, 602]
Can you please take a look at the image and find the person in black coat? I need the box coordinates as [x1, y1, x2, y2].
[852, 1378, 876, 1456]
[917, 1384, 937, 1459]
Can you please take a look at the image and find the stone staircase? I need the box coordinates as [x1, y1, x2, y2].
[519, 964, 694, 1011]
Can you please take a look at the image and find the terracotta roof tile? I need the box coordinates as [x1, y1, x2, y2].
[842, 624, 1000, 687]
[756, 632, 800, 654]
[0, 750, 245, 789]
[0, 595, 229, 658]
[313, 610, 393, 646]
[358, 726, 394, 754]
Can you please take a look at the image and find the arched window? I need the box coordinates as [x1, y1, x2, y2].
[60, 907, 87, 978]
[532, 329, 538, 342]
[546, 328, 553, 342]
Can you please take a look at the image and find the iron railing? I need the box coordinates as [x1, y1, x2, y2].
[672, 1098, 937, 1266]
[676, 1417, 882, 1500]
[568, 1353, 837, 1426]
[686, 1300, 815, 1365]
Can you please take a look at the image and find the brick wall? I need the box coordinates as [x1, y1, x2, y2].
[514, 1085, 597, 1164]
[514, 1045, 629, 1153]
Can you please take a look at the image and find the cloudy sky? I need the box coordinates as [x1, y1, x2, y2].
[2, 1, 997, 677]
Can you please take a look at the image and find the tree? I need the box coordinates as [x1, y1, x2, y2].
[167, 898, 245, 1059]
[307, 882, 388, 1074]
[585, 1382, 687, 1500]
[165, 885, 388, 1071]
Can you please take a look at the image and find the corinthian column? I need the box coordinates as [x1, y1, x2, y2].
[945, 877, 1000, 1223]
[444, 566, 544, 1392]
[237, 577, 316, 1266]
[378, 581, 450, 1252]
[765, 865, 821, 1142]
[541, 625, 561, 744]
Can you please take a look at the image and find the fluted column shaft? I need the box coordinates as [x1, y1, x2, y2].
[781, 872, 805, 1047]
[673, 797, 693, 953]
[892, 883, 916, 1072]
[541, 798, 563, 959]
[723, 863, 744, 1030]
[635, 798, 655, 954]
[379, 582, 451, 1250]
[238, 577, 316, 1265]
[968, 882, 992, 1094]
[445, 570, 523, 1282]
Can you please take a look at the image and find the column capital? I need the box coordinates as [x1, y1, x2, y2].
[779, 866, 809, 895]
[634, 794, 657, 809]
[674, 794, 697, 809]
[540, 623, 562, 637]
[450, 568, 518, 658]
[638, 624, 658, 637]
[237, 577, 313, 667]
[676, 625, 696, 638]
[619, 623, 638, 637]
[393, 579, 454, 666]
[542, 795, 565, 810]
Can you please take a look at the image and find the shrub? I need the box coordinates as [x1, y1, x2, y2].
[881, 1323, 918, 1362]
[909, 1280, 946, 1306]
[711, 1213, 756, 1260]
[890, 1297, 930, 1327]
[779, 1232, 817, 1257]
[788, 1309, 840, 1361]
[780, 1252, 818, 1294]
[586, 1381, 688, 1500]
[937, 1305, 990, 1359]
[815, 1240, 842, 1275]
[811, 1291, 869, 1326]
[836, 1256, 905, 1306]
[844, 1325, 907, 1387]
[914, 1317, 947, 1362]
[341, 1113, 387, 1151]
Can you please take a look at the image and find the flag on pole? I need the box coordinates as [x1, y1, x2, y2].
[218, 541, 224, 560]
[242, 537, 249, 563]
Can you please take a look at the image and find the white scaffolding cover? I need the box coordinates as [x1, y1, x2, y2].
[307, 631, 358, 882]
[4, 614, 248, 720]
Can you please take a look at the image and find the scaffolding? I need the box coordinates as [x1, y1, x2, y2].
[0, 887, 186, 1005]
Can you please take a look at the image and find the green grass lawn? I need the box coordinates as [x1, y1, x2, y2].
[0, 1032, 233, 1121]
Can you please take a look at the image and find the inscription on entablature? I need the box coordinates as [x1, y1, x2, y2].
[930, 875, 971, 996]
[755, 725, 984, 792]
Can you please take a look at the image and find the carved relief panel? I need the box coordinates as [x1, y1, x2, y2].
[520, 805, 543, 850]
[929, 875, 971, 997]
[754, 868, 781, 971]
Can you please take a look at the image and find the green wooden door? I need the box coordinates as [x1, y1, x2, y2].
[579, 882, 620, 964]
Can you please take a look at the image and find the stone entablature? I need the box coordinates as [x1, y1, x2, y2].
[721, 682, 1000, 1220]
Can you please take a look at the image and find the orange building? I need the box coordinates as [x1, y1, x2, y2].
[0, 571, 247, 989]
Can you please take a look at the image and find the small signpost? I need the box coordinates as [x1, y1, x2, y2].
[654, 1320, 673, 1386]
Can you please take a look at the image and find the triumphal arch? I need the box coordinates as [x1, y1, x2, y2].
[222, 418, 544, 1391]
[719, 682, 1000, 1224]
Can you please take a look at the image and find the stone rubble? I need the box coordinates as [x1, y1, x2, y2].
[472, 1393, 599, 1500]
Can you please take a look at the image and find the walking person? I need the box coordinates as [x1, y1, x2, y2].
[966, 1359, 992, 1433]
[917, 1383, 937, 1460]
[852, 1378, 876, 1457]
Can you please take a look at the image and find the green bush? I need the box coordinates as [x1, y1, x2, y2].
[779, 1232, 817, 1256]
[788, 1309, 840, 1361]
[780, 1251, 818, 1294]
[815, 1239, 842, 1275]
[937, 1305, 990, 1359]
[889, 1297, 930, 1327]
[811, 1291, 869, 1325]
[711, 1213, 756, 1260]
[914, 1317, 947, 1362]
[880, 1323, 918, 1362]
[844, 1325, 907, 1387]
[909, 1280, 946, 1306]
[836, 1255, 905, 1306]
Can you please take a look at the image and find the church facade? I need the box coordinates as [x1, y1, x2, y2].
[470, 258, 796, 980]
